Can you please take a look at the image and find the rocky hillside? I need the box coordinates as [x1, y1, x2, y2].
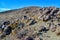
[0, 6, 60, 40]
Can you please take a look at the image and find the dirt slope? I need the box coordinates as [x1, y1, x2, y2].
[0, 6, 60, 40]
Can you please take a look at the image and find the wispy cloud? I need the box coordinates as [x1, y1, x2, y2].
[0, 8, 11, 12]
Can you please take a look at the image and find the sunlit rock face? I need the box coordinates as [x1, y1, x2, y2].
[0, 6, 60, 40]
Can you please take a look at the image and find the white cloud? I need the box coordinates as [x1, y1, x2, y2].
[0, 8, 11, 12]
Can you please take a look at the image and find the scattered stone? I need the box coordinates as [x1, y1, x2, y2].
[23, 15, 28, 19]
[3, 21, 10, 25]
[51, 9, 59, 16]
[45, 10, 51, 15]
[1, 25, 6, 31]
[58, 23, 60, 26]
[18, 22, 25, 28]
[29, 19, 37, 25]
[4, 26, 12, 35]
[39, 27, 49, 33]
[0, 34, 6, 39]
[43, 15, 51, 22]
[40, 38, 43, 40]
[26, 36, 34, 40]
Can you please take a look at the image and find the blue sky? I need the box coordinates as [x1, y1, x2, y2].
[0, 0, 60, 12]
